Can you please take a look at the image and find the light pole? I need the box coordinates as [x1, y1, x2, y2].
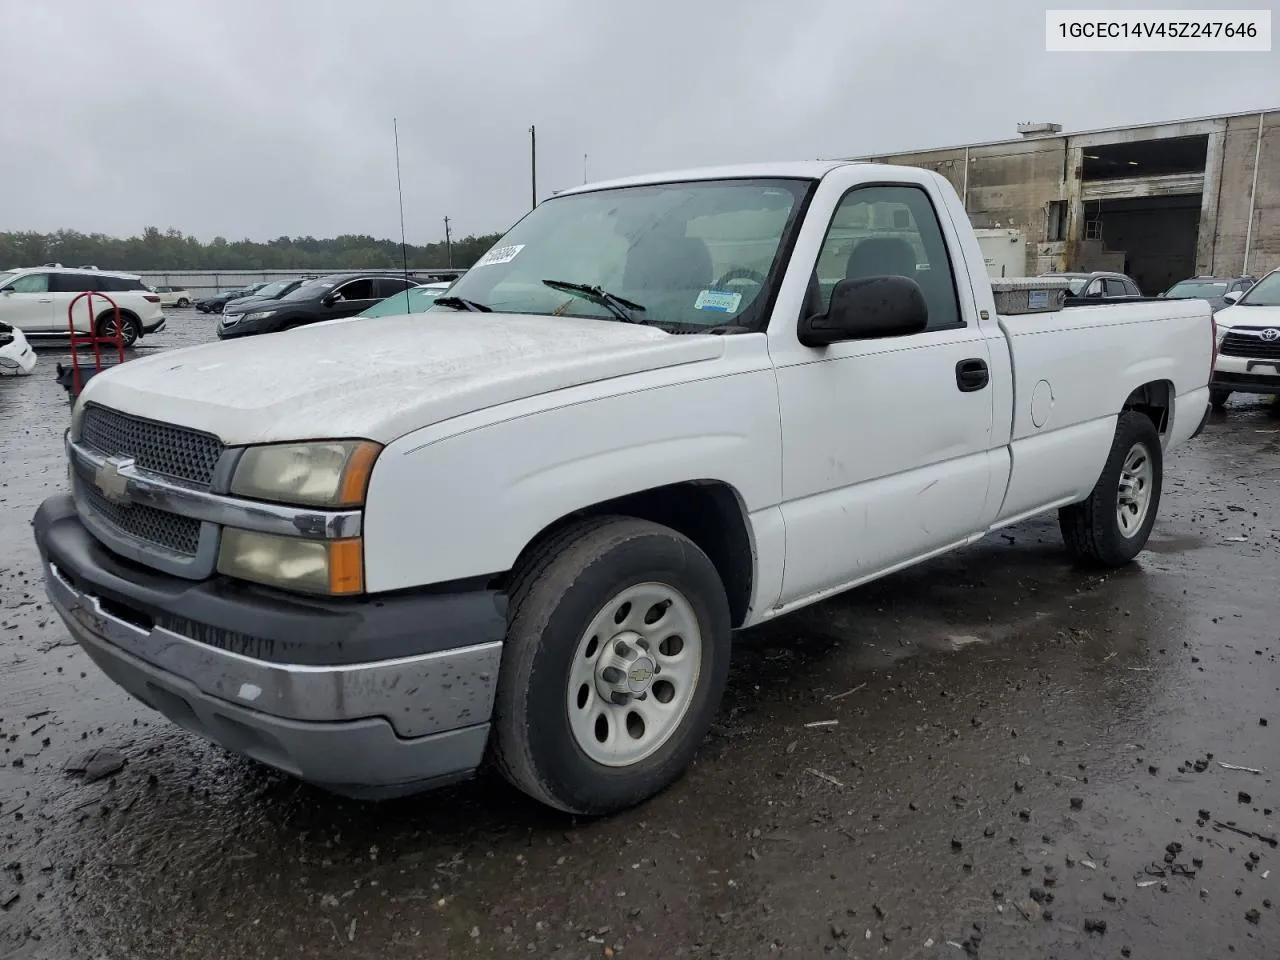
[529, 125, 537, 210]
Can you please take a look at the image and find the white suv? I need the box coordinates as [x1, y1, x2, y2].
[0, 265, 166, 346]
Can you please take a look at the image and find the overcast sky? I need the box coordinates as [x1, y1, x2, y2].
[0, 0, 1274, 245]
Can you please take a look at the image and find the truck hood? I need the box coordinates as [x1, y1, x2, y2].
[1216, 303, 1280, 327]
[78, 313, 725, 445]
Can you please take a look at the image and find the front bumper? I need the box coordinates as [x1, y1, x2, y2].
[34, 494, 507, 798]
[1213, 354, 1280, 396]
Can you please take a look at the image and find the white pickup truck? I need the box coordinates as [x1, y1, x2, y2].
[34, 161, 1214, 816]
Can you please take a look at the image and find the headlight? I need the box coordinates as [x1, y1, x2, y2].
[217, 529, 363, 595]
[245, 310, 276, 322]
[1216, 325, 1230, 345]
[230, 440, 381, 507]
[221, 314, 240, 326]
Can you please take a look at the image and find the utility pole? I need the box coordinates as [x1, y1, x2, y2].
[529, 124, 537, 210]
[443, 216, 453, 267]
[583, 153, 588, 184]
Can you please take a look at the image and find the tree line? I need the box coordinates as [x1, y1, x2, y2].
[0, 226, 505, 272]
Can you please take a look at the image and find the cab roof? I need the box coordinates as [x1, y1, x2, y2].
[552, 160, 865, 197]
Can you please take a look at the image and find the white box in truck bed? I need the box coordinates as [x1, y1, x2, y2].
[34, 160, 1214, 816]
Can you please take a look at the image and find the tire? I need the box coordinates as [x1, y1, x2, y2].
[1210, 387, 1231, 410]
[95, 313, 141, 348]
[176, 298, 190, 308]
[1058, 411, 1163, 567]
[491, 516, 732, 816]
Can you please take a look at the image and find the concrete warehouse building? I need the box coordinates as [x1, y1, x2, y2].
[850, 107, 1279, 294]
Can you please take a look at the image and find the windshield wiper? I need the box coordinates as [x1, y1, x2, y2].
[434, 296, 492, 312]
[542, 280, 646, 324]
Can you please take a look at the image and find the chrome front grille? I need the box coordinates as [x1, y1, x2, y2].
[81, 405, 224, 486]
[78, 476, 202, 557]
[1221, 330, 1280, 361]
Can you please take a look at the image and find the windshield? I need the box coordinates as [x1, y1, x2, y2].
[1238, 271, 1280, 306]
[252, 280, 294, 299]
[282, 278, 336, 302]
[359, 285, 447, 318]
[1165, 280, 1228, 298]
[0, 271, 15, 290]
[433, 178, 811, 329]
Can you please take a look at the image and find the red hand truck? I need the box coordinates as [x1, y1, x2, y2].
[56, 290, 127, 400]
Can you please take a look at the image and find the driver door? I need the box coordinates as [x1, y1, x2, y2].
[0, 272, 56, 332]
[767, 174, 1001, 608]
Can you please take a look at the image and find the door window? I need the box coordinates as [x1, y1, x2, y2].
[813, 184, 962, 330]
[1103, 279, 1129, 297]
[332, 279, 376, 301]
[375, 277, 414, 298]
[9, 273, 50, 293]
[50, 273, 105, 293]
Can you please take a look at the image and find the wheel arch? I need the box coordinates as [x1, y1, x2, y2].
[1122, 379, 1174, 438]
[499, 480, 756, 628]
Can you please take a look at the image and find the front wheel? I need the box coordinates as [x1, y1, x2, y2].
[491, 516, 732, 816]
[1058, 411, 1163, 566]
[1210, 387, 1231, 410]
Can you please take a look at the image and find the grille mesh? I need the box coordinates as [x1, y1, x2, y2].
[81, 405, 224, 486]
[79, 480, 202, 557]
[1221, 331, 1280, 361]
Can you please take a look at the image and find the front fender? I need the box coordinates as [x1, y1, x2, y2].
[361, 362, 782, 593]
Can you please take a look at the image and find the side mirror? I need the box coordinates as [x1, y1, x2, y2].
[321, 293, 338, 306]
[798, 275, 928, 348]
[1224, 291, 1242, 304]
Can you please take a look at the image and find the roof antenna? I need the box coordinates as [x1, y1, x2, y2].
[393, 118, 411, 307]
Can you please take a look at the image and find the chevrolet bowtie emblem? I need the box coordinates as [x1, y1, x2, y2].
[93, 457, 135, 504]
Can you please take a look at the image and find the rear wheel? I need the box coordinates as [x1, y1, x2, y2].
[94, 313, 141, 347]
[1058, 411, 1163, 567]
[176, 297, 190, 308]
[1210, 387, 1231, 410]
[492, 516, 732, 816]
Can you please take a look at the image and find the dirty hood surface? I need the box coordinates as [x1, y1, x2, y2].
[78, 313, 724, 445]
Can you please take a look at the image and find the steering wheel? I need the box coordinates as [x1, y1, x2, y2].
[712, 267, 768, 290]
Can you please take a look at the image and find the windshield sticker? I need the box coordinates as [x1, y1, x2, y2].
[473, 244, 525, 267]
[694, 289, 742, 313]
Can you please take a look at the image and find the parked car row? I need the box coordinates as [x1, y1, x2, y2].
[1036, 271, 1256, 312]
[196, 282, 271, 313]
[217, 273, 453, 338]
[1160, 274, 1257, 313]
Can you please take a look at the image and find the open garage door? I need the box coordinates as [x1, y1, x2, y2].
[1083, 194, 1201, 295]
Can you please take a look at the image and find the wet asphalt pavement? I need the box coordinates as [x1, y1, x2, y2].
[2, 313, 1280, 959]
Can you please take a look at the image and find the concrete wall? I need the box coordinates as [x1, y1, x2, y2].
[865, 138, 1068, 274]
[856, 109, 1280, 281]
[1208, 112, 1280, 277]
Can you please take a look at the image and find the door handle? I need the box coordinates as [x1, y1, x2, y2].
[38, 298, 53, 303]
[955, 358, 989, 392]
